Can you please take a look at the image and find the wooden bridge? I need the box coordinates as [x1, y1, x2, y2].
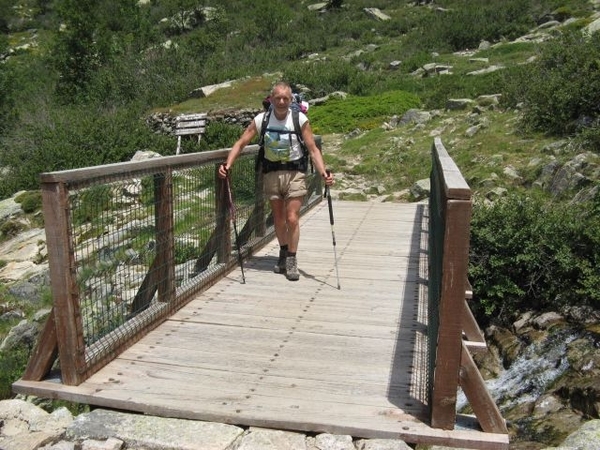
[12, 138, 509, 449]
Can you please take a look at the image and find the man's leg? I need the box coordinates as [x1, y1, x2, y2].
[284, 197, 303, 280]
[284, 197, 303, 253]
[271, 198, 288, 273]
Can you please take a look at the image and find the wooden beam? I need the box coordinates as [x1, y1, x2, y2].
[459, 341, 508, 434]
[129, 257, 160, 316]
[41, 181, 87, 385]
[155, 170, 176, 304]
[20, 308, 58, 381]
[464, 340, 487, 354]
[463, 298, 485, 343]
[431, 199, 472, 430]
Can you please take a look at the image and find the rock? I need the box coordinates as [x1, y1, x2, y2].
[399, 109, 432, 126]
[409, 179, 430, 201]
[67, 409, 243, 450]
[356, 439, 412, 449]
[389, 60, 402, 70]
[476, 94, 501, 108]
[308, 2, 328, 12]
[312, 433, 354, 450]
[466, 64, 505, 76]
[0, 319, 40, 351]
[503, 165, 522, 182]
[532, 394, 564, 417]
[585, 17, 600, 35]
[0, 196, 23, 221]
[0, 399, 73, 450]
[465, 125, 481, 137]
[559, 419, 600, 449]
[130, 150, 162, 161]
[532, 311, 565, 330]
[485, 187, 508, 201]
[189, 80, 234, 98]
[421, 63, 453, 76]
[363, 8, 391, 21]
[8, 279, 47, 305]
[446, 98, 474, 110]
[486, 325, 523, 367]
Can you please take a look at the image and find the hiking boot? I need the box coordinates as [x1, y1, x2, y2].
[274, 248, 287, 274]
[285, 255, 300, 281]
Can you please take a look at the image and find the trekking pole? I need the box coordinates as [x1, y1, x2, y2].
[324, 171, 341, 290]
[224, 168, 246, 284]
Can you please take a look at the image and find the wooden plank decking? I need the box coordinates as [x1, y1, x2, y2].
[13, 201, 508, 449]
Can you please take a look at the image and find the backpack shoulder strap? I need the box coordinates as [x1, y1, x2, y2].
[292, 108, 305, 148]
[292, 108, 312, 173]
[258, 107, 272, 148]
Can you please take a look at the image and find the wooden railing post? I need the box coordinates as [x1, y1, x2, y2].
[155, 170, 175, 303]
[428, 137, 506, 434]
[39, 181, 87, 385]
[431, 198, 472, 429]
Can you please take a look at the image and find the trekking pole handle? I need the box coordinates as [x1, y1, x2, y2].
[324, 170, 334, 226]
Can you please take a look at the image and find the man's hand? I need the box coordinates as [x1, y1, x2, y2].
[323, 170, 334, 186]
[218, 163, 229, 179]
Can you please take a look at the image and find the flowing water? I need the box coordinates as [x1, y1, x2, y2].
[457, 329, 577, 413]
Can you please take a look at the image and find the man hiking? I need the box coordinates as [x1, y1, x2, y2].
[218, 81, 334, 281]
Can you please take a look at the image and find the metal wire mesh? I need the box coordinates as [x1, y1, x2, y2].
[40, 142, 323, 381]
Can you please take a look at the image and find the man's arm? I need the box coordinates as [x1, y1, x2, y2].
[302, 121, 334, 185]
[218, 120, 258, 178]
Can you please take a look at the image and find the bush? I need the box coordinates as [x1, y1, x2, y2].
[307, 90, 421, 134]
[0, 348, 30, 399]
[469, 193, 600, 326]
[15, 191, 43, 214]
[505, 30, 600, 144]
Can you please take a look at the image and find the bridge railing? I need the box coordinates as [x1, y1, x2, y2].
[428, 137, 506, 434]
[23, 142, 323, 386]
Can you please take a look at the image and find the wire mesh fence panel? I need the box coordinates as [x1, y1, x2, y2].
[37, 144, 324, 383]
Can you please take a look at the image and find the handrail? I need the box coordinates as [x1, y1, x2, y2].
[24, 141, 323, 385]
[428, 136, 473, 428]
[428, 137, 506, 433]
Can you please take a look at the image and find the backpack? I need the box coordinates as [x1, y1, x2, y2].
[256, 98, 310, 173]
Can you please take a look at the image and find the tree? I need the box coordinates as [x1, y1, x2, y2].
[52, 0, 101, 102]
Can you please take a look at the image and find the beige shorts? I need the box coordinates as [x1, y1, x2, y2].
[264, 170, 307, 201]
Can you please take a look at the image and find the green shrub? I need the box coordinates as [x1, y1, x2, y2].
[505, 30, 600, 144]
[199, 121, 245, 151]
[0, 219, 25, 239]
[283, 59, 381, 98]
[15, 191, 43, 213]
[469, 193, 600, 326]
[0, 347, 30, 399]
[308, 90, 421, 134]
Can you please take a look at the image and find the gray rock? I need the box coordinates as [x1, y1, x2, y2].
[356, 439, 413, 449]
[446, 98, 474, 110]
[236, 427, 306, 449]
[410, 179, 430, 201]
[0, 319, 39, 351]
[0, 195, 23, 221]
[585, 17, 600, 34]
[66, 409, 243, 450]
[363, 8, 391, 21]
[558, 418, 600, 449]
[399, 109, 432, 126]
[313, 433, 354, 450]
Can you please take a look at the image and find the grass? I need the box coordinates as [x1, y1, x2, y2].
[162, 74, 281, 114]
